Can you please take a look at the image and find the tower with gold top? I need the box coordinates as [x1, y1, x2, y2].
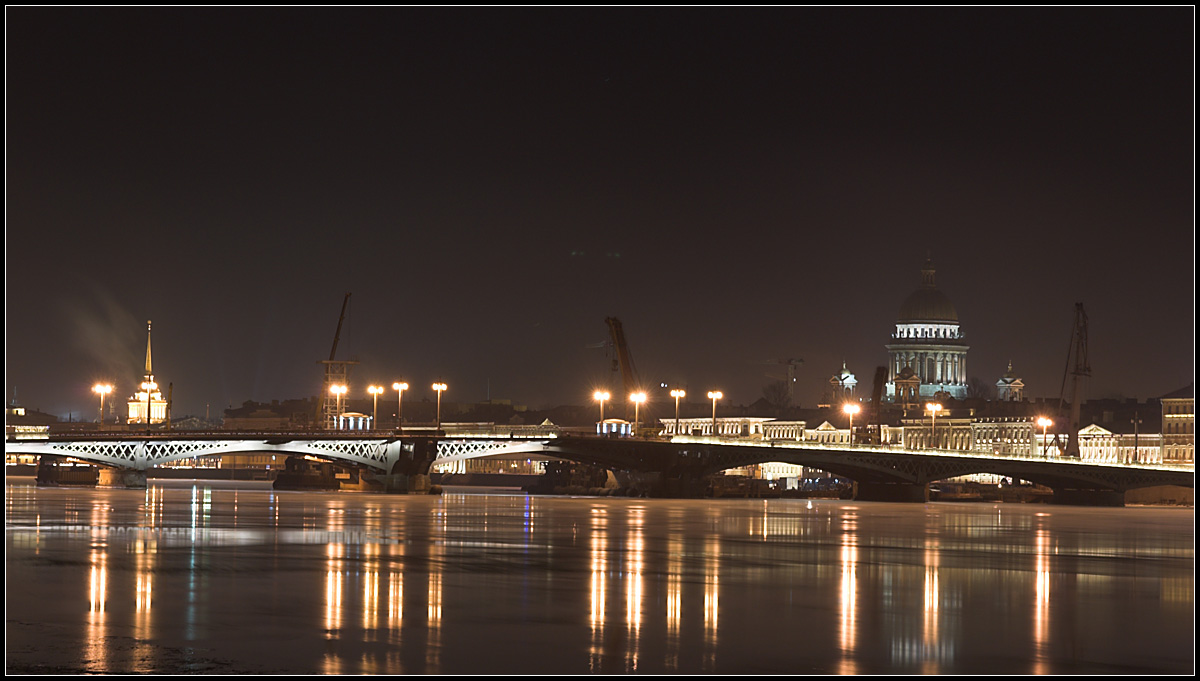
[127, 321, 168, 424]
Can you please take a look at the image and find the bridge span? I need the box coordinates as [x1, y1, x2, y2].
[7, 431, 1193, 505]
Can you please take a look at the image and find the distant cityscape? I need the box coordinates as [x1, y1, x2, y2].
[6, 260, 1194, 471]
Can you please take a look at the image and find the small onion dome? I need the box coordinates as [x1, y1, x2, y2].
[898, 260, 958, 323]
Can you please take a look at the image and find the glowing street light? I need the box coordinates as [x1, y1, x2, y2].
[670, 389, 686, 436]
[708, 391, 723, 436]
[593, 390, 610, 427]
[92, 383, 113, 425]
[368, 385, 384, 429]
[432, 382, 447, 429]
[926, 402, 943, 449]
[330, 384, 347, 429]
[393, 381, 409, 431]
[843, 402, 861, 444]
[631, 391, 647, 435]
[1037, 417, 1053, 457]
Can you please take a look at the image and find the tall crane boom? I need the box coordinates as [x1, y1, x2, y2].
[1058, 303, 1090, 458]
[604, 317, 640, 405]
[329, 293, 351, 361]
[319, 293, 358, 430]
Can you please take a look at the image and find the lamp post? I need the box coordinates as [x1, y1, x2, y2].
[368, 386, 384, 430]
[1131, 413, 1142, 465]
[330, 384, 347, 430]
[1037, 417, 1052, 457]
[392, 381, 408, 431]
[432, 382, 447, 430]
[707, 391, 723, 436]
[631, 391, 647, 435]
[593, 390, 610, 431]
[92, 383, 112, 425]
[843, 402, 860, 444]
[670, 389, 686, 436]
[926, 402, 942, 449]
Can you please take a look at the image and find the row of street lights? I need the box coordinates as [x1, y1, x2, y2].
[593, 389, 726, 435]
[329, 381, 447, 430]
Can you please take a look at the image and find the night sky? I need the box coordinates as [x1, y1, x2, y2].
[6, 8, 1194, 421]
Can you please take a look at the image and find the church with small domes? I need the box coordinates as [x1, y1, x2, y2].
[884, 260, 970, 401]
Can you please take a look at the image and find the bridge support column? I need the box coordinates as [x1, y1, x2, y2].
[35, 455, 98, 487]
[1051, 488, 1126, 507]
[98, 468, 148, 489]
[853, 481, 929, 503]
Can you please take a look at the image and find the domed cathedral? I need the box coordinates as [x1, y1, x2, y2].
[885, 259, 969, 402]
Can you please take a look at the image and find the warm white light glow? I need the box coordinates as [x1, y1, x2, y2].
[368, 385, 384, 395]
[630, 392, 646, 404]
[593, 390, 610, 402]
[670, 389, 685, 399]
[843, 403, 860, 416]
[393, 382, 408, 392]
[330, 384, 347, 396]
[432, 383, 447, 392]
[707, 391, 723, 401]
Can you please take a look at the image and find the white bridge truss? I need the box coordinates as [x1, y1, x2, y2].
[6, 437, 559, 472]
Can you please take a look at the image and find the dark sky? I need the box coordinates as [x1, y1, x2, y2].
[6, 8, 1195, 420]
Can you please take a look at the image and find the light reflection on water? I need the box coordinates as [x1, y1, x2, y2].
[4, 478, 1194, 675]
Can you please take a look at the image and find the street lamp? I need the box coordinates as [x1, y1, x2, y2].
[432, 382, 447, 429]
[92, 383, 112, 425]
[393, 381, 408, 431]
[708, 391, 723, 436]
[843, 402, 861, 444]
[631, 391, 647, 435]
[1036, 417, 1052, 457]
[670, 389, 686, 436]
[330, 384, 347, 429]
[593, 390, 610, 429]
[368, 385, 384, 430]
[926, 402, 943, 449]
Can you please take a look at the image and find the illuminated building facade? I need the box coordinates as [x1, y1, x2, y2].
[995, 362, 1025, 402]
[1160, 384, 1194, 465]
[885, 260, 969, 401]
[127, 321, 168, 424]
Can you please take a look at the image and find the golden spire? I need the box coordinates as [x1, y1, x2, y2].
[145, 320, 153, 377]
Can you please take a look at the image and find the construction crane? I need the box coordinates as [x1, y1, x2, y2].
[604, 317, 642, 419]
[1057, 303, 1090, 458]
[763, 358, 804, 403]
[864, 366, 886, 445]
[318, 293, 359, 430]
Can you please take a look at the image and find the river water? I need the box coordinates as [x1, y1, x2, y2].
[4, 477, 1194, 674]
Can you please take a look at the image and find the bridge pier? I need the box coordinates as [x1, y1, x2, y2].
[1050, 488, 1126, 507]
[98, 468, 148, 489]
[35, 455, 99, 487]
[853, 481, 929, 503]
[368, 473, 432, 494]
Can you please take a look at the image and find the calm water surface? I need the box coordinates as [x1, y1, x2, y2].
[4, 478, 1194, 674]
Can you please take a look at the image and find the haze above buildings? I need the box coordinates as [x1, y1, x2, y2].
[5, 8, 1194, 419]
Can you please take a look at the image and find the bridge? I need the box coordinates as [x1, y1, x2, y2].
[6, 429, 1193, 505]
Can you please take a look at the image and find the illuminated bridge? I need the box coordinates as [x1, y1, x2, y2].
[7, 429, 1193, 505]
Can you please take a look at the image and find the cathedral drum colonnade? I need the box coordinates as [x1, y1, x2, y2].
[885, 260, 970, 403]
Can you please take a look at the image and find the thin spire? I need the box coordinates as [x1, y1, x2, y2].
[145, 320, 153, 376]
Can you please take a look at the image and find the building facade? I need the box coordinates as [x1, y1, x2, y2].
[1160, 384, 1194, 464]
